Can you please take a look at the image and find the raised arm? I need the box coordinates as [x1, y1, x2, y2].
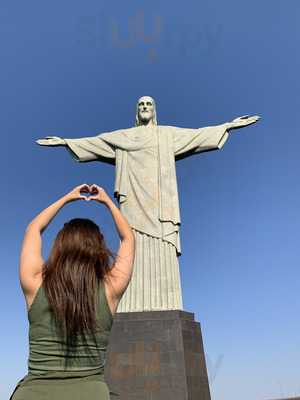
[173, 115, 260, 161]
[88, 184, 135, 311]
[36, 133, 116, 165]
[19, 184, 90, 298]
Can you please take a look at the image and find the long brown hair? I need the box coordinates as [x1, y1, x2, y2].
[42, 218, 114, 363]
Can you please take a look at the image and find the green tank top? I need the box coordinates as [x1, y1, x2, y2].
[27, 280, 113, 375]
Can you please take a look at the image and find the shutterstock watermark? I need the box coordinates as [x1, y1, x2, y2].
[75, 10, 222, 63]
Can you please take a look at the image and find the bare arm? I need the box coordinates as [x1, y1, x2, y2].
[88, 185, 135, 303]
[20, 184, 90, 296]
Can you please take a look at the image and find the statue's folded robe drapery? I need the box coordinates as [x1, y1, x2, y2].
[64, 124, 229, 255]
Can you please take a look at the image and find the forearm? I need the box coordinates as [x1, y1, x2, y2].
[28, 195, 69, 233]
[104, 198, 134, 243]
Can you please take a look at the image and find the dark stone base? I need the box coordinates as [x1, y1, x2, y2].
[104, 310, 211, 400]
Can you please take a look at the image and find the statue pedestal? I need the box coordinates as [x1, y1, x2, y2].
[104, 310, 211, 400]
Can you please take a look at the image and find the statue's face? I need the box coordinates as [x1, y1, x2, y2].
[137, 96, 155, 124]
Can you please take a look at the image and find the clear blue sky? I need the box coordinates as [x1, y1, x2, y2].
[1, 1, 299, 399]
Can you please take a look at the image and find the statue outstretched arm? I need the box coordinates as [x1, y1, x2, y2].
[36, 133, 116, 165]
[173, 115, 260, 160]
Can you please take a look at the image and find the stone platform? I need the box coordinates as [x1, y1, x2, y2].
[104, 310, 211, 400]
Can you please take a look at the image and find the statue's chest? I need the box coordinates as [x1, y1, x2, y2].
[130, 131, 158, 155]
[128, 142, 158, 168]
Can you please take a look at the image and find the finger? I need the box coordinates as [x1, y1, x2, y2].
[79, 183, 90, 190]
[92, 183, 103, 189]
[90, 185, 100, 194]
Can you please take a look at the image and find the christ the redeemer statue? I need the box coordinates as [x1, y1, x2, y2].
[37, 96, 260, 312]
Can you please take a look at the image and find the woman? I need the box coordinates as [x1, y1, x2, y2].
[10, 183, 135, 399]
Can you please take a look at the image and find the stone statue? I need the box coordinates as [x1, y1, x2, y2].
[36, 96, 260, 312]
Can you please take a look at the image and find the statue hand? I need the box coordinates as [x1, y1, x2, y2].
[36, 136, 66, 146]
[228, 115, 261, 130]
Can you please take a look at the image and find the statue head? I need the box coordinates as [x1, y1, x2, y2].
[135, 96, 158, 126]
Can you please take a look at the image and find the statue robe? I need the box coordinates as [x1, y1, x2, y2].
[63, 123, 229, 311]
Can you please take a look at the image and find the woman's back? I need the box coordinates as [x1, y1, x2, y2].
[28, 279, 113, 373]
[10, 279, 114, 400]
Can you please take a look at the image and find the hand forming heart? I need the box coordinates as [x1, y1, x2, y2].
[79, 184, 98, 199]
[65, 184, 111, 204]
